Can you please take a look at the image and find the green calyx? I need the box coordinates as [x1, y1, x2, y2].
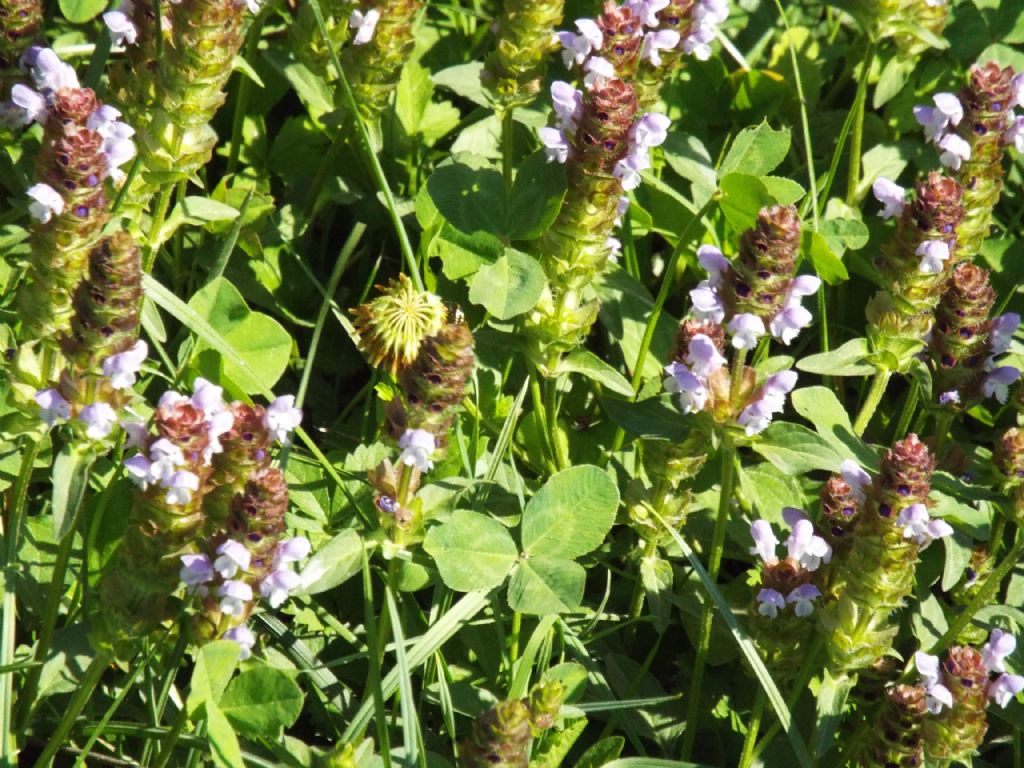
[483, 0, 565, 109]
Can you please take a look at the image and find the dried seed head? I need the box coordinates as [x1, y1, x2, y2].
[351, 275, 447, 375]
[996, 428, 1024, 482]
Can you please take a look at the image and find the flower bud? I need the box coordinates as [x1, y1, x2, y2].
[342, 0, 422, 120]
[483, 0, 564, 108]
[0, 0, 42, 97]
[842, 0, 948, 58]
[863, 684, 927, 768]
[461, 699, 534, 768]
[924, 646, 990, 762]
[929, 262, 997, 404]
[819, 474, 859, 551]
[527, 680, 565, 731]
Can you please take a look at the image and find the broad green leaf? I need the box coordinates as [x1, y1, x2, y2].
[594, 267, 679, 379]
[737, 463, 805, 519]
[220, 667, 304, 737]
[186, 277, 292, 394]
[803, 230, 849, 285]
[790, 386, 875, 465]
[180, 196, 240, 223]
[521, 465, 619, 559]
[942, 532, 975, 594]
[529, 718, 587, 768]
[468, 248, 545, 320]
[912, 593, 950, 649]
[59, 0, 106, 23]
[187, 640, 241, 717]
[507, 557, 586, 615]
[797, 337, 875, 376]
[263, 49, 334, 120]
[426, 163, 507, 237]
[873, 55, 915, 108]
[812, 671, 854, 759]
[718, 173, 775, 231]
[662, 133, 717, 208]
[760, 175, 805, 204]
[820, 216, 869, 254]
[574, 736, 625, 768]
[509, 150, 566, 240]
[205, 702, 245, 768]
[395, 61, 435, 138]
[718, 121, 791, 178]
[423, 510, 518, 592]
[639, 556, 674, 634]
[433, 62, 490, 108]
[296, 529, 363, 595]
[433, 225, 504, 280]
[51, 442, 95, 540]
[751, 422, 844, 475]
[556, 349, 635, 398]
[602, 395, 693, 442]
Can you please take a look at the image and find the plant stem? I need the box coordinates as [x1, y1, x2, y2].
[750, 635, 825, 761]
[152, 707, 189, 768]
[932, 409, 955, 461]
[31, 649, 112, 768]
[627, 535, 660, 625]
[739, 688, 767, 768]
[530, 371, 557, 474]
[680, 437, 736, 760]
[844, 41, 876, 206]
[545, 377, 566, 470]
[852, 370, 891, 437]
[891, 379, 920, 441]
[143, 184, 175, 272]
[501, 109, 515, 190]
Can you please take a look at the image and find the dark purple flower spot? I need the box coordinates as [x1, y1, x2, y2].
[831, 525, 845, 537]
[614, 45, 625, 55]
[757, 270, 771, 279]
[941, 355, 955, 367]
[974, 123, 987, 135]
[842, 506, 856, 518]
[597, 111, 609, 122]
[666, 15, 679, 24]
[993, 101, 1002, 111]
[64, 180, 76, 191]
[961, 677, 973, 687]
[87, 174, 98, 187]
[248, 533, 261, 542]
[604, 140, 616, 151]
[879, 503, 892, 518]
[897, 484, 910, 496]
[736, 282, 751, 297]
[959, 328, 974, 339]
[74, 205, 88, 217]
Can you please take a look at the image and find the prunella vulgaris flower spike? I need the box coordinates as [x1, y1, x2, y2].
[483, 0, 565, 108]
[342, 0, 422, 120]
[821, 435, 939, 673]
[923, 646, 990, 762]
[461, 699, 534, 768]
[527, 680, 565, 731]
[840, 0, 949, 58]
[861, 684, 928, 768]
[0, 0, 42, 98]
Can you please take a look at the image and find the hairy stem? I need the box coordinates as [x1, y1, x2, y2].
[853, 370, 892, 437]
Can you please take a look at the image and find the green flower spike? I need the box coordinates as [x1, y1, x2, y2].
[838, 0, 949, 58]
[0, 0, 42, 97]
[634, 0, 698, 108]
[924, 646, 990, 763]
[861, 684, 928, 768]
[342, 0, 422, 120]
[461, 699, 534, 768]
[483, 0, 564, 108]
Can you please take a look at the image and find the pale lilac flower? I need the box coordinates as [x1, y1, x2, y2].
[789, 274, 821, 299]
[839, 459, 871, 503]
[163, 470, 200, 506]
[984, 366, 1020, 404]
[923, 0, 945, 5]
[551, 81, 583, 130]
[613, 151, 650, 191]
[121, 420, 149, 450]
[630, 0, 669, 27]
[990, 313, 1019, 356]
[1006, 116, 1024, 153]
[786, 584, 821, 617]
[27, 183, 64, 223]
[265, 395, 303, 444]
[573, 18, 603, 52]
[872, 177, 906, 219]
[260, 568, 301, 608]
[79, 402, 117, 440]
[101, 340, 148, 389]
[10, 84, 46, 125]
[913, 93, 963, 142]
[1013, 73, 1024, 109]
[399, 428, 435, 472]
[214, 539, 252, 578]
[896, 503, 953, 548]
[349, 8, 380, 45]
[275, 537, 312, 566]
[557, 31, 592, 68]
[124, 454, 153, 488]
[916, 240, 950, 274]
[737, 399, 774, 436]
[983, 629, 1016, 674]
[697, 245, 729, 286]
[761, 370, 798, 405]
[218, 580, 253, 617]
[686, 334, 726, 377]
[149, 437, 185, 482]
[606, 236, 622, 262]
[223, 624, 256, 660]
[539, 126, 571, 164]
[632, 112, 671, 149]
[104, 2, 138, 46]
[939, 390, 960, 406]
[641, 29, 680, 67]
[102, 123, 136, 180]
[158, 390, 187, 409]
[663, 363, 709, 414]
[191, 377, 226, 415]
[682, 23, 715, 60]
[749, 519, 779, 564]
[694, 0, 728, 25]
[583, 56, 615, 88]
[769, 303, 813, 345]
[30, 48, 79, 92]
[756, 588, 785, 619]
[690, 280, 725, 323]
[738, 371, 797, 436]
[938, 132, 971, 171]
[728, 313, 765, 351]
[785, 519, 832, 571]
[35, 388, 70, 425]
[989, 673, 1024, 708]
[916, 651, 954, 714]
[179, 553, 214, 589]
[782, 507, 807, 527]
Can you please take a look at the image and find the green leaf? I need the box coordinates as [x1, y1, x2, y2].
[662, 133, 717, 208]
[790, 386, 875, 465]
[820, 216, 869, 254]
[59, 0, 106, 23]
[509, 150, 567, 240]
[737, 463, 805, 518]
[507, 557, 586, 615]
[529, 718, 587, 768]
[521, 465, 619, 559]
[51, 443, 95, 540]
[751, 422, 844, 475]
[719, 121, 791, 178]
[802, 230, 849, 285]
[220, 667, 304, 738]
[796, 337, 875, 376]
[594, 267, 679, 380]
[180, 196, 240, 223]
[186, 277, 292, 394]
[263, 49, 334, 120]
[187, 640, 241, 717]
[602, 395, 692, 442]
[556, 349, 635, 397]
[426, 162, 507, 237]
[573, 736, 625, 768]
[812, 671, 854, 759]
[205, 702, 245, 768]
[873, 55, 915, 108]
[718, 173, 775, 231]
[760, 175, 805, 205]
[468, 248, 545, 320]
[296, 529, 364, 595]
[423, 510, 518, 592]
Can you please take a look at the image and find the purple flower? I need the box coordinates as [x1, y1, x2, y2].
[697, 245, 729, 286]
[30, 48, 79, 92]
[191, 377, 226, 415]
[149, 437, 185, 482]
[614, 195, 630, 226]
[786, 584, 821, 617]
[223, 624, 256, 660]
[913, 92, 963, 142]
[939, 390, 961, 406]
[606, 236, 622, 261]
[551, 81, 582, 131]
[782, 507, 807, 527]
[275, 537, 312, 566]
[983, 628, 1016, 674]
[694, 0, 728, 25]
[163, 470, 199, 506]
[728, 313, 765, 351]
[629, 0, 669, 27]
[539, 126, 571, 164]
[1007, 116, 1024, 153]
[103, 1, 138, 46]
[689, 280, 725, 323]
[938, 132, 971, 170]
[749, 519, 778, 564]
[872, 177, 906, 219]
[101, 340, 148, 389]
[613, 151, 650, 192]
[260, 568, 301, 608]
[35, 388, 71, 426]
[214, 539, 251, 578]
[179, 553, 214, 590]
[79, 402, 117, 440]
[769, 303, 812, 346]
[1013, 72, 1024, 109]
[10, 84, 46, 125]
[915, 651, 953, 714]
[265, 394, 303, 444]
[399, 428, 435, 472]
[27, 183, 64, 223]
[686, 334, 726, 378]
[738, 371, 797, 436]
[121, 420, 149, 449]
[557, 21, 602, 69]
[785, 519, 832, 571]
[632, 112, 671, 150]
[990, 313, 1019, 356]
[984, 365, 1020, 404]
[641, 29, 680, 66]
[218, 580, 253, 617]
[756, 588, 785, 619]
[663, 363, 709, 414]
[896, 503, 953, 548]
[989, 673, 1024, 708]
[839, 459, 871, 503]
[761, 370, 798, 407]
[682, 22, 715, 60]
[349, 8, 381, 45]
[916, 239, 950, 274]
[583, 56, 615, 88]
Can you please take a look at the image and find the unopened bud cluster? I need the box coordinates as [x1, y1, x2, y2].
[483, 0, 564, 108]
[460, 681, 565, 768]
[342, 0, 421, 120]
[842, 0, 949, 58]
[0, 0, 41, 98]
